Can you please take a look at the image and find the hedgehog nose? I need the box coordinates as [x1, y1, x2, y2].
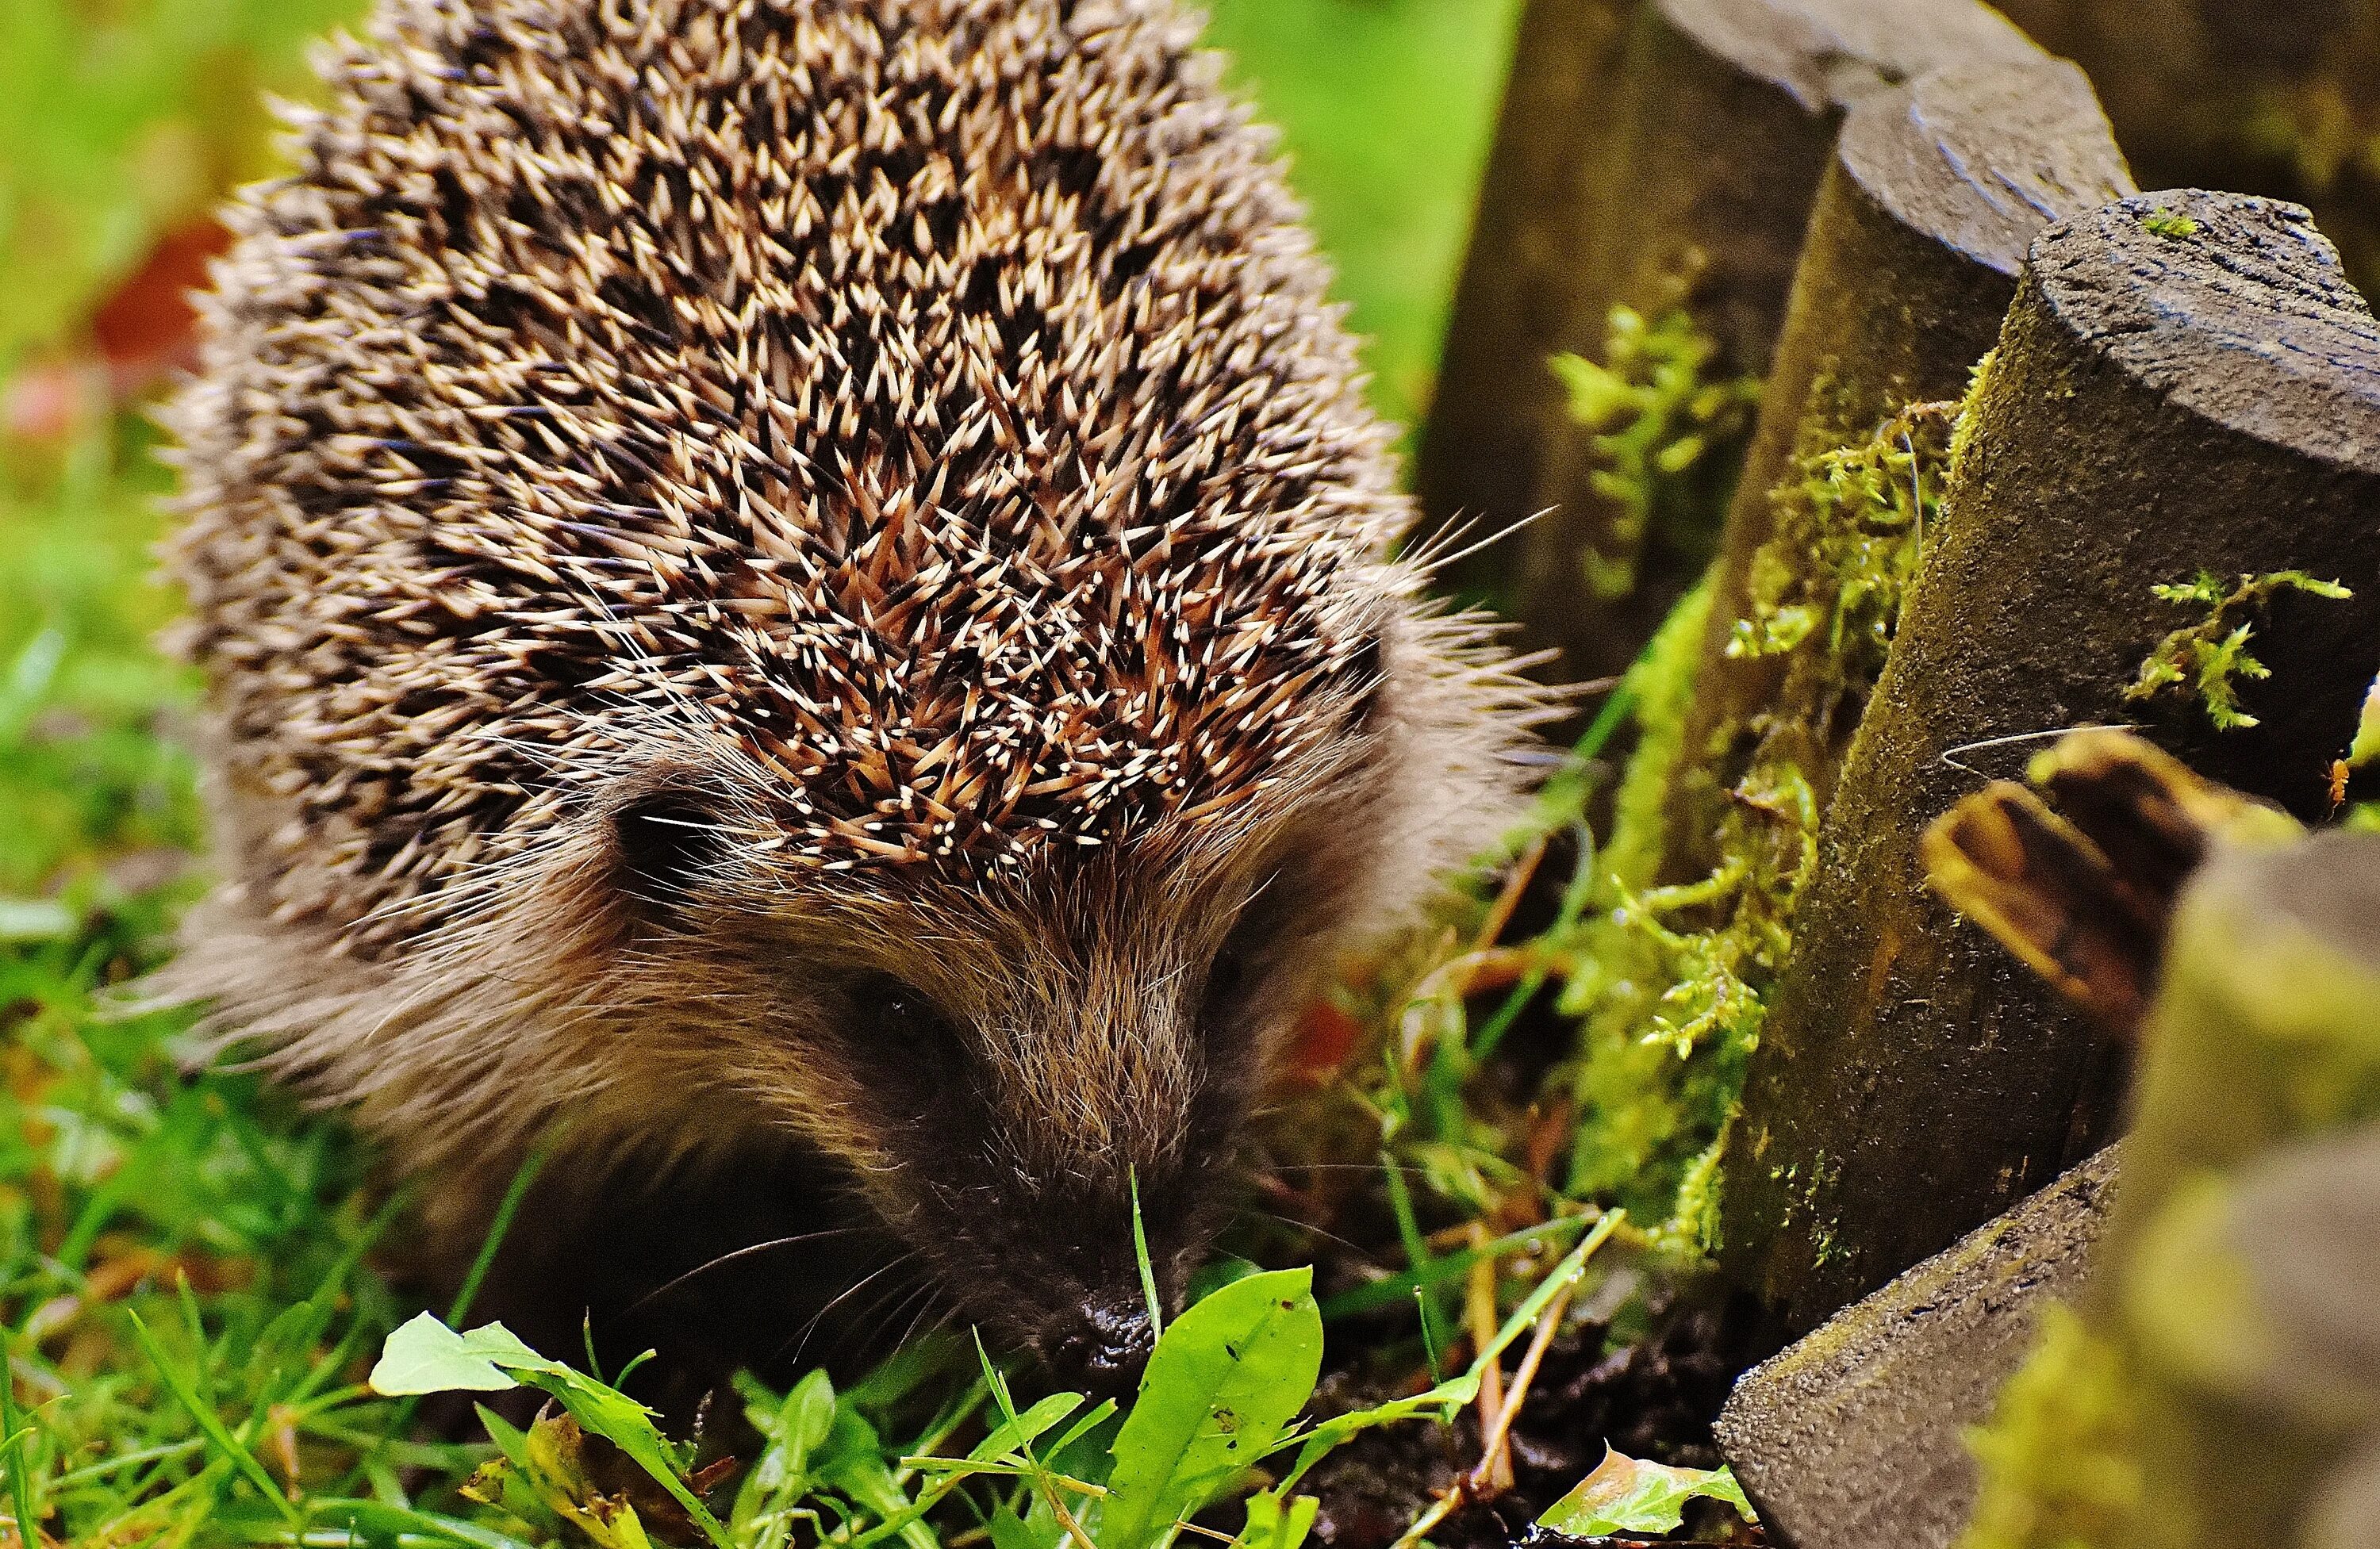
[1045, 1290, 1155, 1399]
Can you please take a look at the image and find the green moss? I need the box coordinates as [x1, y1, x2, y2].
[1726, 399, 1956, 692]
[1957, 1305, 2143, 1549]
[1551, 306, 1760, 600]
[1600, 583, 1714, 893]
[2125, 570, 2352, 730]
[1562, 710, 1814, 1231]
[2140, 208, 2202, 240]
[1552, 395, 1967, 1240]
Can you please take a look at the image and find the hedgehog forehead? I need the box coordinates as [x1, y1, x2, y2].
[612, 511, 1392, 873]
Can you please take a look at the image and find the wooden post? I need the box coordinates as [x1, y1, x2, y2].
[1660, 58, 2132, 884]
[1416, 0, 2044, 686]
[1718, 1147, 2121, 1549]
[1992, 0, 2380, 297]
[1957, 831, 2380, 1549]
[1721, 190, 2380, 1335]
[1414, 0, 1635, 592]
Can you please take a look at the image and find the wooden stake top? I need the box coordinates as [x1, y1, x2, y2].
[2029, 190, 2380, 468]
[1659, 0, 2038, 112]
[1837, 59, 2133, 274]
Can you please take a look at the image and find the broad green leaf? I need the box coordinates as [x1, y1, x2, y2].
[1537, 1447, 1756, 1537]
[368, 1312, 528, 1395]
[1102, 1267, 1323, 1549]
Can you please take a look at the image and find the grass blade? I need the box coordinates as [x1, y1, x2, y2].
[125, 1309, 301, 1524]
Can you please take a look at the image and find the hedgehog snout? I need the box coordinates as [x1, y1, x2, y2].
[1038, 1286, 1157, 1399]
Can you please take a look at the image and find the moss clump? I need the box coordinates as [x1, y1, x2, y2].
[1551, 306, 1760, 601]
[2139, 208, 2201, 240]
[2125, 569, 2352, 730]
[1957, 1304, 2144, 1549]
[1727, 398, 1956, 695]
[1556, 391, 1968, 1248]
[1352, 380, 1973, 1259]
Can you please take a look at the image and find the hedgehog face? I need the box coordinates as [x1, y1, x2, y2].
[579, 673, 1419, 1386]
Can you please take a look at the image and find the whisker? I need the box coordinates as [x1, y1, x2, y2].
[623, 1225, 869, 1318]
[776, 1252, 916, 1371]
[1248, 1208, 1379, 1263]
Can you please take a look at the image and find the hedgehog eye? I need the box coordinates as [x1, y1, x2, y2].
[1200, 890, 1284, 1033]
[612, 792, 732, 907]
[849, 972, 962, 1052]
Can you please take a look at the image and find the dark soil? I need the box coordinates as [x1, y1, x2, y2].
[1299, 1296, 1762, 1549]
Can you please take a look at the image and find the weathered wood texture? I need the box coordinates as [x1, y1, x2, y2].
[1660, 59, 2132, 884]
[1722, 190, 2380, 1335]
[1994, 0, 2380, 297]
[1717, 1147, 2119, 1549]
[1964, 833, 2380, 1549]
[1417, 0, 2041, 686]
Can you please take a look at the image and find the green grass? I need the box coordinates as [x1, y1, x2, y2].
[1202, 0, 1522, 429]
[0, 3, 1785, 1546]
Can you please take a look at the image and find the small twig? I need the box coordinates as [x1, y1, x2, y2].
[1396, 946, 1539, 1068]
[1463, 1228, 1511, 1496]
[1392, 1487, 1463, 1549]
[1468, 1275, 1578, 1497]
[1472, 834, 1548, 953]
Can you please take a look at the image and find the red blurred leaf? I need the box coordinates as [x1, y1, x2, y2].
[1285, 1000, 1361, 1087]
[90, 217, 231, 379]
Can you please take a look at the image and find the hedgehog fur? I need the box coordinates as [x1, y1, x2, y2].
[161, 0, 1542, 1372]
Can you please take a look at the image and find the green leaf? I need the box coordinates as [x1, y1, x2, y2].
[992, 1503, 1060, 1549]
[732, 1370, 838, 1535]
[2349, 673, 2380, 769]
[972, 1392, 1090, 1463]
[1102, 1267, 1323, 1549]
[368, 1314, 733, 1547]
[301, 1497, 543, 1549]
[1240, 1490, 1320, 1549]
[1537, 1447, 1756, 1537]
[368, 1312, 532, 1395]
[1274, 1214, 1622, 1493]
[527, 1364, 732, 1548]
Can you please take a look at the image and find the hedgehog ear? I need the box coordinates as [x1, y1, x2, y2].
[611, 790, 734, 909]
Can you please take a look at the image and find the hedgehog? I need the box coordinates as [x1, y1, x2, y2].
[159, 0, 1541, 1391]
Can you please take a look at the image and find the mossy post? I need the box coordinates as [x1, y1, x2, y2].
[1722, 190, 2380, 1336]
[1960, 832, 2380, 1549]
[1417, 0, 2044, 685]
[2096, 834, 2380, 1549]
[1660, 59, 2132, 884]
[1991, 0, 2380, 297]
